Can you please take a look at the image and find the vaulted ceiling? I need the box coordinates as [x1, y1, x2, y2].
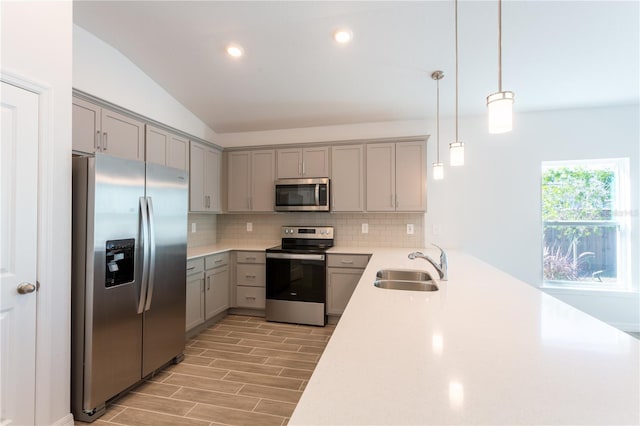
[74, 1, 639, 134]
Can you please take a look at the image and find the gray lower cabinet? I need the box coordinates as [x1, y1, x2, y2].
[186, 252, 230, 332]
[205, 253, 230, 319]
[326, 254, 370, 315]
[234, 251, 266, 309]
[185, 258, 205, 331]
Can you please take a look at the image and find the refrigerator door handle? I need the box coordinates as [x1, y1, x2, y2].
[138, 197, 150, 314]
[144, 197, 157, 311]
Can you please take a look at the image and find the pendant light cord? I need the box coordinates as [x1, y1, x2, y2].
[498, 0, 503, 92]
[454, 0, 459, 143]
[436, 77, 440, 162]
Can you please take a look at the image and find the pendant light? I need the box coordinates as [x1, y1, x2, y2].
[431, 70, 444, 180]
[487, 0, 514, 133]
[449, 0, 464, 166]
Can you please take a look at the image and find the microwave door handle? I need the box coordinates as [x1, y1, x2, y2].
[315, 184, 320, 206]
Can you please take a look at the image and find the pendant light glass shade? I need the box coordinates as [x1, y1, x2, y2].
[449, 142, 465, 166]
[433, 162, 444, 180]
[487, 91, 514, 133]
[487, 0, 514, 134]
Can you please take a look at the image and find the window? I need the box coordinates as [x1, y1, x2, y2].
[541, 158, 630, 290]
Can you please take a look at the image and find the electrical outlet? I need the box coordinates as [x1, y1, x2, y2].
[246, 222, 253, 232]
[361, 223, 369, 234]
[191, 222, 196, 233]
[407, 224, 414, 235]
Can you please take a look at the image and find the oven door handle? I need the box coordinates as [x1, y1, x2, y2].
[266, 253, 325, 261]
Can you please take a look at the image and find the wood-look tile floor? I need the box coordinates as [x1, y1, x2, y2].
[79, 315, 335, 426]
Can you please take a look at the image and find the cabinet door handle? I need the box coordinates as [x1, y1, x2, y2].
[207, 276, 211, 291]
[245, 257, 256, 261]
[95, 130, 101, 150]
[103, 132, 108, 151]
[187, 266, 196, 271]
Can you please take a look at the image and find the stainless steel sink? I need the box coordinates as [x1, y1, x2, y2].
[374, 279, 439, 292]
[376, 269, 433, 282]
[374, 269, 438, 292]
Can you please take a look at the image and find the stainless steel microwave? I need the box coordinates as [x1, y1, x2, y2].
[275, 178, 330, 212]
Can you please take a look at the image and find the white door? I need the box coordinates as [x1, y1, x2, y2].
[0, 81, 39, 425]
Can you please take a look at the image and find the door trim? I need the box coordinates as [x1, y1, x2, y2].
[2, 70, 74, 425]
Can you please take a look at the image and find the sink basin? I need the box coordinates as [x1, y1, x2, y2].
[376, 269, 433, 282]
[374, 279, 439, 292]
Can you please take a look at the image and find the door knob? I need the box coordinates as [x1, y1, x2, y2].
[17, 282, 36, 294]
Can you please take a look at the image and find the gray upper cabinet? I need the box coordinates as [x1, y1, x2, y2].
[190, 141, 221, 213]
[100, 108, 145, 161]
[276, 146, 329, 178]
[228, 150, 275, 212]
[145, 125, 189, 171]
[366, 141, 425, 212]
[72, 97, 144, 161]
[331, 144, 364, 212]
[72, 97, 101, 154]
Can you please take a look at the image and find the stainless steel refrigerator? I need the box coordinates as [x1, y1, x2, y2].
[71, 154, 187, 422]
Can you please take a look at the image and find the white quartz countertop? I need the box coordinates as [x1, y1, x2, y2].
[290, 248, 640, 425]
[186, 241, 278, 259]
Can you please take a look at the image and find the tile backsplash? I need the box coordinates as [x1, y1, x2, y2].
[187, 213, 217, 248]
[216, 212, 425, 247]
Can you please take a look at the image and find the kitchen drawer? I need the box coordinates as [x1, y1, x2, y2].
[205, 252, 229, 269]
[236, 286, 265, 309]
[236, 251, 265, 264]
[186, 258, 204, 275]
[236, 264, 265, 287]
[327, 254, 370, 269]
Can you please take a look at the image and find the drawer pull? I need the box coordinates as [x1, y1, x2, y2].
[341, 260, 354, 264]
[245, 256, 256, 261]
[214, 259, 223, 263]
[246, 296, 256, 300]
[186, 266, 196, 271]
[245, 274, 256, 279]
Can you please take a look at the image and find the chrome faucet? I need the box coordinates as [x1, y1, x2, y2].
[408, 244, 448, 281]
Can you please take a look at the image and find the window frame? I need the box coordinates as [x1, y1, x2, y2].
[540, 158, 631, 291]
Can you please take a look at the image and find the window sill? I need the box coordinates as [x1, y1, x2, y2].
[541, 283, 639, 297]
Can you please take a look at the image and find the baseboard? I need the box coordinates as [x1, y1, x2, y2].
[51, 413, 74, 426]
[186, 310, 228, 339]
[228, 307, 265, 317]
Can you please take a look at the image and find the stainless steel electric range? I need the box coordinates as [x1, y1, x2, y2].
[265, 226, 334, 326]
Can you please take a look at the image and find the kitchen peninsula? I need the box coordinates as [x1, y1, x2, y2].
[289, 248, 640, 425]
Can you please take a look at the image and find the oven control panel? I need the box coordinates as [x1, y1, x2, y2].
[281, 226, 334, 239]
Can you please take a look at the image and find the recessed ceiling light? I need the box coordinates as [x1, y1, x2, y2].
[226, 44, 244, 58]
[333, 29, 353, 44]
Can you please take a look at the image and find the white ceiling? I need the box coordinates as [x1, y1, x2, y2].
[74, 1, 639, 134]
